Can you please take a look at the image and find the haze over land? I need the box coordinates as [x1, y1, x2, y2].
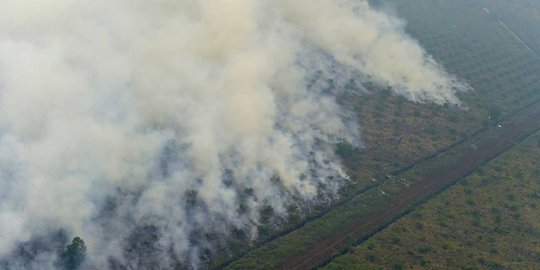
[0, 0, 468, 268]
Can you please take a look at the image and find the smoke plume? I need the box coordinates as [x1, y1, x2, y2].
[0, 0, 468, 269]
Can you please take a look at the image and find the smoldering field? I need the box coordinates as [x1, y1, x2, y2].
[0, 0, 469, 269]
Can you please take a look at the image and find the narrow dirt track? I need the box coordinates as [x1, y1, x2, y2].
[278, 101, 540, 270]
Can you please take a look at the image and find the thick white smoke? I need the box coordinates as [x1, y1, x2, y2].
[0, 0, 468, 269]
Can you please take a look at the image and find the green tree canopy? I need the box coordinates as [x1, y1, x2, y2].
[335, 141, 355, 159]
[61, 237, 87, 270]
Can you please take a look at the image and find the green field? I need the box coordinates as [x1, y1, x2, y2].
[211, 1, 540, 268]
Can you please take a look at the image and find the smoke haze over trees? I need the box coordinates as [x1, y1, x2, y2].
[0, 0, 469, 268]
